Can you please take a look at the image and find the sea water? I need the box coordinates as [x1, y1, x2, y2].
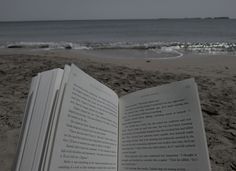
[0, 19, 236, 58]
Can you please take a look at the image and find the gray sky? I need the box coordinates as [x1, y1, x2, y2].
[0, 0, 235, 21]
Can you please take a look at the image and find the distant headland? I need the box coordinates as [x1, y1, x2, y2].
[156, 17, 231, 20]
[187, 17, 230, 20]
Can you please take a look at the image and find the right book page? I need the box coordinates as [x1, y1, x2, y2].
[118, 79, 211, 171]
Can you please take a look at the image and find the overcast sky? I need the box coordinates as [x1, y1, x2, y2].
[0, 0, 235, 21]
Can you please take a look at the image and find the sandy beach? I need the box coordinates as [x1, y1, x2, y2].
[0, 50, 236, 171]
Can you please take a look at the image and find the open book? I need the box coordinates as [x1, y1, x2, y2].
[13, 64, 211, 171]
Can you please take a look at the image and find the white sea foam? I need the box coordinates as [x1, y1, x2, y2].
[1, 41, 235, 56]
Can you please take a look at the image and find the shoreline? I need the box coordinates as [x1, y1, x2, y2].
[0, 48, 235, 75]
[20, 49, 236, 77]
[0, 50, 235, 171]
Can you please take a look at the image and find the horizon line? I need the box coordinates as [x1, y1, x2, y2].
[0, 17, 234, 23]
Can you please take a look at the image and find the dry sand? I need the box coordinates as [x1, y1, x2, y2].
[0, 50, 236, 171]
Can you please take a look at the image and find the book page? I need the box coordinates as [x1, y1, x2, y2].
[18, 70, 57, 171]
[48, 64, 119, 171]
[119, 79, 211, 171]
[13, 75, 40, 171]
[31, 69, 64, 171]
[42, 65, 71, 171]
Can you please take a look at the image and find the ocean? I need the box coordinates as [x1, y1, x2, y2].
[0, 19, 236, 58]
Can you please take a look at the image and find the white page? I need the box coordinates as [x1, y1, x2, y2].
[31, 68, 64, 171]
[18, 69, 56, 171]
[42, 65, 71, 171]
[13, 75, 40, 171]
[119, 79, 211, 171]
[48, 64, 119, 171]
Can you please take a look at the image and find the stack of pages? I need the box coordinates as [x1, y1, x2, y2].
[13, 64, 211, 171]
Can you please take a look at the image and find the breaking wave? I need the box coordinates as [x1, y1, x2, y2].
[1, 41, 236, 55]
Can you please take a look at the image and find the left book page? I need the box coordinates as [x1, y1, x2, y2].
[48, 64, 119, 171]
[12, 75, 40, 171]
[14, 69, 64, 171]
